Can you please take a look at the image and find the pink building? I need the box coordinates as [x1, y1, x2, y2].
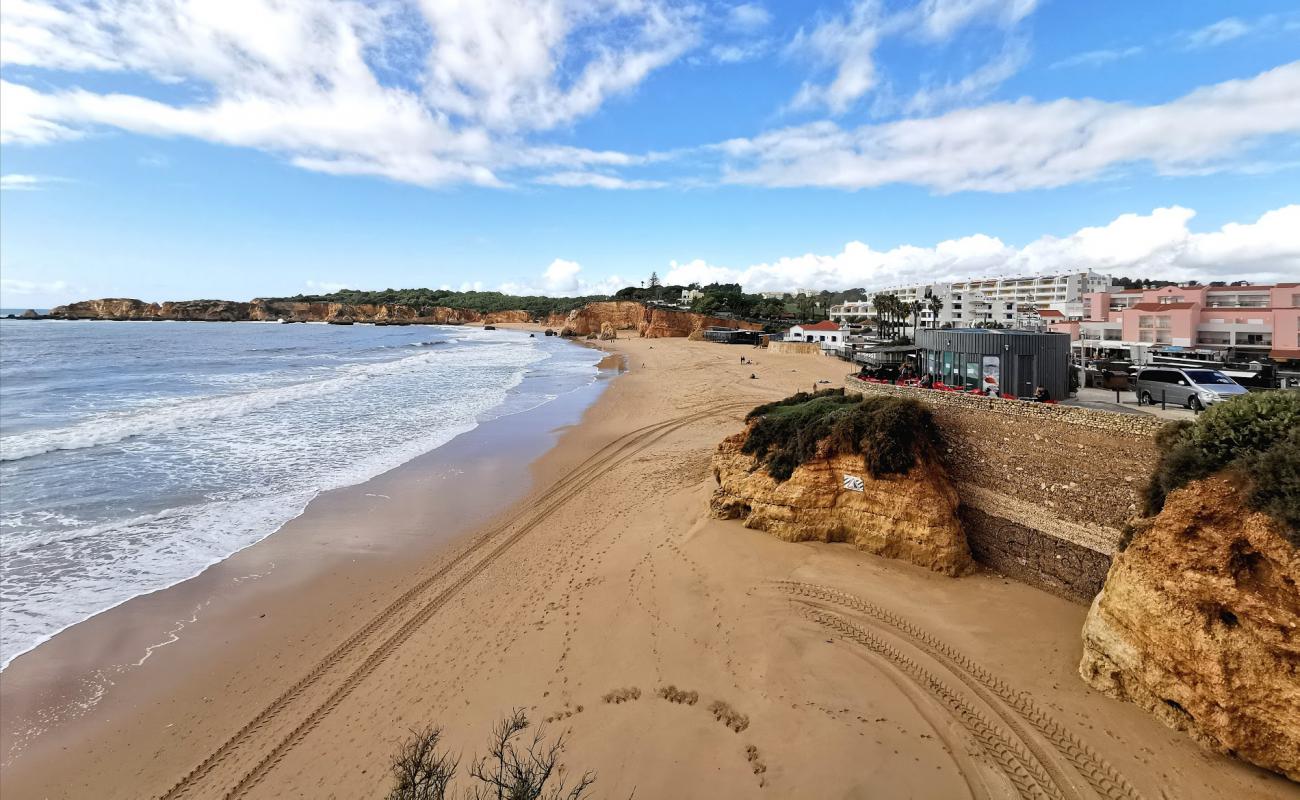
[1047, 283, 1300, 365]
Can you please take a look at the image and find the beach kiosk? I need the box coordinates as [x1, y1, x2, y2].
[915, 328, 1071, 400]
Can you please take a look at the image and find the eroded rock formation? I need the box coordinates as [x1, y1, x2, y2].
[710, 430, 973, 576]
[1079, 477, 1299, 781]
[48, 299, 535, 325]
[555, 301, 762, 339]
[47, 297, 733, 335]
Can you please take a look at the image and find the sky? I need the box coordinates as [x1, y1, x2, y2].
[1, 0, 1299, 309]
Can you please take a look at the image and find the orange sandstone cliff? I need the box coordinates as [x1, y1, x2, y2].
[709, 429, 973, 576]
[48, 298, 730, 335]
[554, 301, 763, 338]
[1079, 477, 1299, 781]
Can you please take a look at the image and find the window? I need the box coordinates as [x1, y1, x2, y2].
[1138, 315, 1171, 330]
[1185, 370, 1232, 385]
[1197, 332, 1231, 346]
[1158, 296, 1184, 304]
[965, 360, 979, 389]
[1237, 333, 1272, 346]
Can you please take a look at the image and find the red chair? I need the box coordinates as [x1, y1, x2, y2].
[1000, 392, 1016, 400]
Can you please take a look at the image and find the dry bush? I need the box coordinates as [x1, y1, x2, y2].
[386, 710, 595, 800]
[602, 687, 641, 704]
[387, 726, 458, 800]
[709, 700, 749, 733]
[656, 685, 699, 705]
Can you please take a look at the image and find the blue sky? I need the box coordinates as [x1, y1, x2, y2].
[1, 0, 1298, 308]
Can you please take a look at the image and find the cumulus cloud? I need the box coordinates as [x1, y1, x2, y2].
[0, 0, 698, 186]
[659, 205, 1300, 293]
[721, 62, 1300, 192]
[497, 259, 627, 297]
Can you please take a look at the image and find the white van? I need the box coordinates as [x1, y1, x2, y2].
[1133, 367, 1248, 411]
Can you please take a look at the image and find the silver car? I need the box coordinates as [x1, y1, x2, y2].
[1134, 367, 1248, 411]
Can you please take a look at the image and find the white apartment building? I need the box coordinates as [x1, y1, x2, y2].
[829, 271, 1113, 329]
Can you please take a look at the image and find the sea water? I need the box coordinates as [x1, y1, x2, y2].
[0, 320, 601, 668]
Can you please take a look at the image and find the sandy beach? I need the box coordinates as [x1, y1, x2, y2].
[1, 331, 1291, 800]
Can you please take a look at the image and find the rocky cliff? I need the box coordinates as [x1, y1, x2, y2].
[1079, 477, 1299, 781]
[45, 297, 731, 334]
[48, 298, 533, 325]
[710, 429, 973, 576]
[554, 301, 762, 338]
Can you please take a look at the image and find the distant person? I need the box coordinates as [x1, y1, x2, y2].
[1033, 386, 1050, 403]
[920, 372, 934, 388]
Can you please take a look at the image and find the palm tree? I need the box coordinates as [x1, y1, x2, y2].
[910, 300, 922, 341]
[928, 294, 943, 329]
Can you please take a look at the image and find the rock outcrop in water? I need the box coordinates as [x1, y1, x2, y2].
[709, 427, 973, 576]
[1079, 477, 1300, 781]
[45, 297, 739, 337]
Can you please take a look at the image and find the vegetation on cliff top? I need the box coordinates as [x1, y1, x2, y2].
[741, 389, 940, 482]
[1142, 391, 1299, 544]
[267, 289, 608, 317]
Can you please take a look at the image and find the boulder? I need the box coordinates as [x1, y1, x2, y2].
[598, 322, 617, 340]
[710, 429, 973, 576]
[1079, 477, 1299, 780]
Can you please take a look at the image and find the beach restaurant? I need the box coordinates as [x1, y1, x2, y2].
[915, 328, 1071, 400]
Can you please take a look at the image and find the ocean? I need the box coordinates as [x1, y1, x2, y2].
[0, 319, 602, 669]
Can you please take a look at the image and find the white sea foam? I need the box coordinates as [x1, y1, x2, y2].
[0, 325, 601, 671]
[1, 346, 495, 462]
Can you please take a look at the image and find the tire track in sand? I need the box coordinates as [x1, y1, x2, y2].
[159, 403, 749, 800]
[798, 606, 1050, 800]
[779, 582, 1143, 800]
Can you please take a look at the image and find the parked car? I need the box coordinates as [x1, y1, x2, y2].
[1133, 367, 1248, 410]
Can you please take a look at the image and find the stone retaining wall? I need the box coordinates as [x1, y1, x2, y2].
[767, 341, 824, 356]
[846, 376, 1163, 602]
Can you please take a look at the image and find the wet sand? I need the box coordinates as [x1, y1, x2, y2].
[1, 333, 1292, 799]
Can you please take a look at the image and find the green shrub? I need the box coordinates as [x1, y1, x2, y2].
[1245, 427, 1300, 545]
[741, 391, 939, 482]
[1142, 391, 1300, 544]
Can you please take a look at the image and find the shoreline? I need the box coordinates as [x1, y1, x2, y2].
[0, 328, 614, 759]
[1, 335, 1288, 799]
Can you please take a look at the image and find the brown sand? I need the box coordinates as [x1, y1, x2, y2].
[2, 333, 1293, 799]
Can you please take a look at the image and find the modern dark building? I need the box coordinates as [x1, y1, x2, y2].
[914, 328, 1072, 400]
[702, 326, 765, 345]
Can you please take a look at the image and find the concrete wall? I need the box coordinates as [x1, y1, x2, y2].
[846, 376, 1162, 602]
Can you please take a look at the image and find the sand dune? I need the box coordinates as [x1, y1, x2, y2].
[1, 334, 1290, 799]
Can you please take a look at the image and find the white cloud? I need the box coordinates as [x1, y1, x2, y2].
[1050, 46, 1143, 70]
[0, 0, 698, 186]
[1, 173, 44, 190]
[1182, 17, 1251, 49]
[904, 40, 1029, 115]
[497, 259, 627, 297]
[659, 204, 1300, 293]
[785, 0, 1037, 115]
[721, 62, 1300, 192]
[533, 171, 667, 189]
[914, 0, 1038, 41]
[418, 0, 700, 132]
[785, 2, 886, 114]
[728, 4, 772, 33]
